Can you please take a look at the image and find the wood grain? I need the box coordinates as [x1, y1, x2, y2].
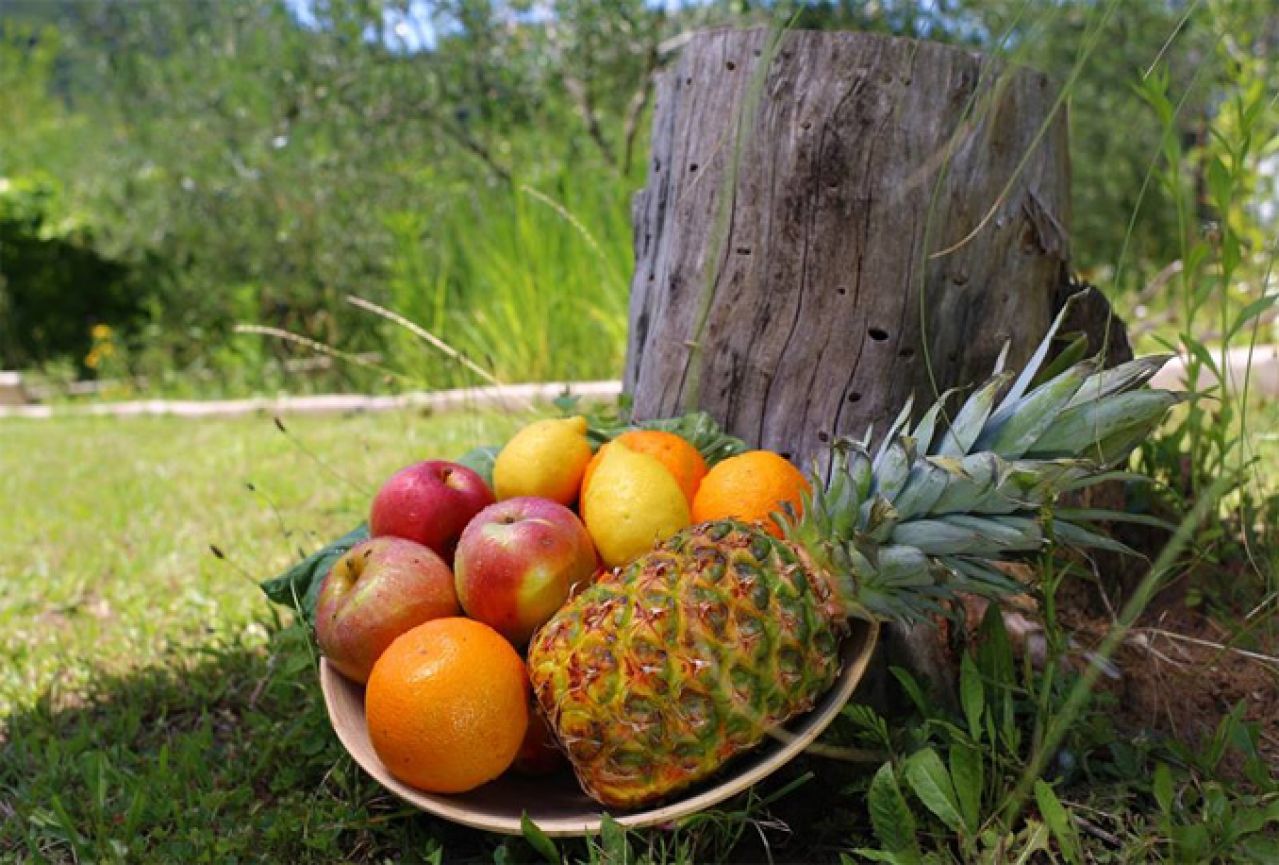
[624, 28, 1071, 476]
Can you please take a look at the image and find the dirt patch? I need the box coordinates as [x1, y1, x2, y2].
[1082, 604, 1279, 767]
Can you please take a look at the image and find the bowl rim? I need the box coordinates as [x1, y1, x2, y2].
[319, 617, 880, 837]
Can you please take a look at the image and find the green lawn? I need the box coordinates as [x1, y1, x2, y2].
[0, 410, 528, 862]
[3, 407, 1276, 863]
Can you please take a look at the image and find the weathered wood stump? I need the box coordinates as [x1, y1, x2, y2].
[623, 28, 1117, 698]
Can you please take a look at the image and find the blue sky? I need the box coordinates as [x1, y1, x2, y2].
[283, 0, 440, 52]
[282, 0, 700, 53]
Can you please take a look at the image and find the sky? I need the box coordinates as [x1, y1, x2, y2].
[283, 0, 440, 52]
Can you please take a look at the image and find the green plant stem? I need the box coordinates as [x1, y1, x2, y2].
[1002, 470, 1240, 826]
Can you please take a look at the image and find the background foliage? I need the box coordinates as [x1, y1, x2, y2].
[2, 0, 1275, 395]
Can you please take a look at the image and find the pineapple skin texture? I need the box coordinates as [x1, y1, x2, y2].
[526, 521, 848, 809]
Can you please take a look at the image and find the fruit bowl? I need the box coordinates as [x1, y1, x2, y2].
[320, 617, 880, 837]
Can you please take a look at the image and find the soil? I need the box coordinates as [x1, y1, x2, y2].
[1066, 597, 1279, 769]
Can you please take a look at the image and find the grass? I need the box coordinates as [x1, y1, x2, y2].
[0, 410, 525, 862]
[3, 407, 1278, 863]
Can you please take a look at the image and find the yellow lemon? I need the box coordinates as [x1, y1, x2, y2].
[582, 444, 690, 568]
[493, 416, 592, 505]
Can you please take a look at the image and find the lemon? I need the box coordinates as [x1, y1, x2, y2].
[582, 443, 690, 568]
[493, 415, 593, 505]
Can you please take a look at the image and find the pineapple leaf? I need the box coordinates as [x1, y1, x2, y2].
[1030, 331, 1091, 388]
[991, 290, 1082, 418]
[991, 340, 1012, 376]
[875, 436, 918, 501]
[952, 514, 1045, 552]
[1053, 507, 1177, 532]
[941, 556, 1024, 595]
[975, 359, 1098, 458]
[874, 396, 916, 467]
[891, 459, 954, 520]
[1051, 520, 1141, 556]
[1060, 470, 1157, 491]
[891, 516, 1021, 557]
[927, 453, 997, 514]
[911, 388, 960, 456]
[875, 545, 934, 587]
[1024, 390, 1183, 462]
[1066, 354, 1175, 409]
[936, 373, 1011, 457]
[861, 497, 901, 544]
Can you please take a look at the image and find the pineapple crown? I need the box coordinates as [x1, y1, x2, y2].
[785, 293, 1182, 623]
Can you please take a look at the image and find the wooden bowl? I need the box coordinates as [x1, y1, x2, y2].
[320, 617, 880, 837]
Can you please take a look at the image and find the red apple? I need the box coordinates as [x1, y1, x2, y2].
[454, 497, 597, 648]
[369, 460, 494, 562]
[315, 536, 459, 683]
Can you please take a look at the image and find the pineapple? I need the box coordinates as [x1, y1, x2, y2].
[527, 302, 1180, 809]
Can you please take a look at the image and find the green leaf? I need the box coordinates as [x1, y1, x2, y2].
[1171, 823, 1209, 862]
[1032, 332, 1091, 388]
[850, 851, 912, 864]
[1152, 762, 1174, 814]
[991, 293, 1082, 419]
[585, 407, 748, 466]
[903, 748, 964, 833]
[259, 523, 369, 624]
[1034, 780, 1082, 865]
[890, 667, 931, 716]
[867, 762, 919, 856]
[976, 605, 1016, 748]
[521, 813, 560, 864]
[960, 653, 984, 741]
[598, 814, 631, 863]
[456, 445, 500, 490]
[949, 742, 984, 836]
[1228, 293, 1279, 341]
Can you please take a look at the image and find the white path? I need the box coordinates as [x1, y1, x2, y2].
[0, 380, 624, 420]
[3, 344, 1277, 422]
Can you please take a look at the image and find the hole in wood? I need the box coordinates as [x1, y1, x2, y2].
[898, 346, 916, 358]
[817, 431, 830, 443]
[725, 60, 737, 71]
[685, 77, 693, 85]
[689, 163, 699, 173]
[836, 287, 847, 296]
[779, 452, 793, 461]
[848, 392, 863, 403]
[735, 247, 752, 255]
[868, 327, 890, 341]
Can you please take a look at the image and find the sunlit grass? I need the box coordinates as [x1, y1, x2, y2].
[0, 409, 525, 716]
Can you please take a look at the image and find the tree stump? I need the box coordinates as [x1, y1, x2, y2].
[623, 28, 1108, 699]
[625, 27, 1076, 472]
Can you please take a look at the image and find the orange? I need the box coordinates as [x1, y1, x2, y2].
[365, 618, 529, 794]
[691, 450, 811, 538]
[581, 430, 708, 505]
